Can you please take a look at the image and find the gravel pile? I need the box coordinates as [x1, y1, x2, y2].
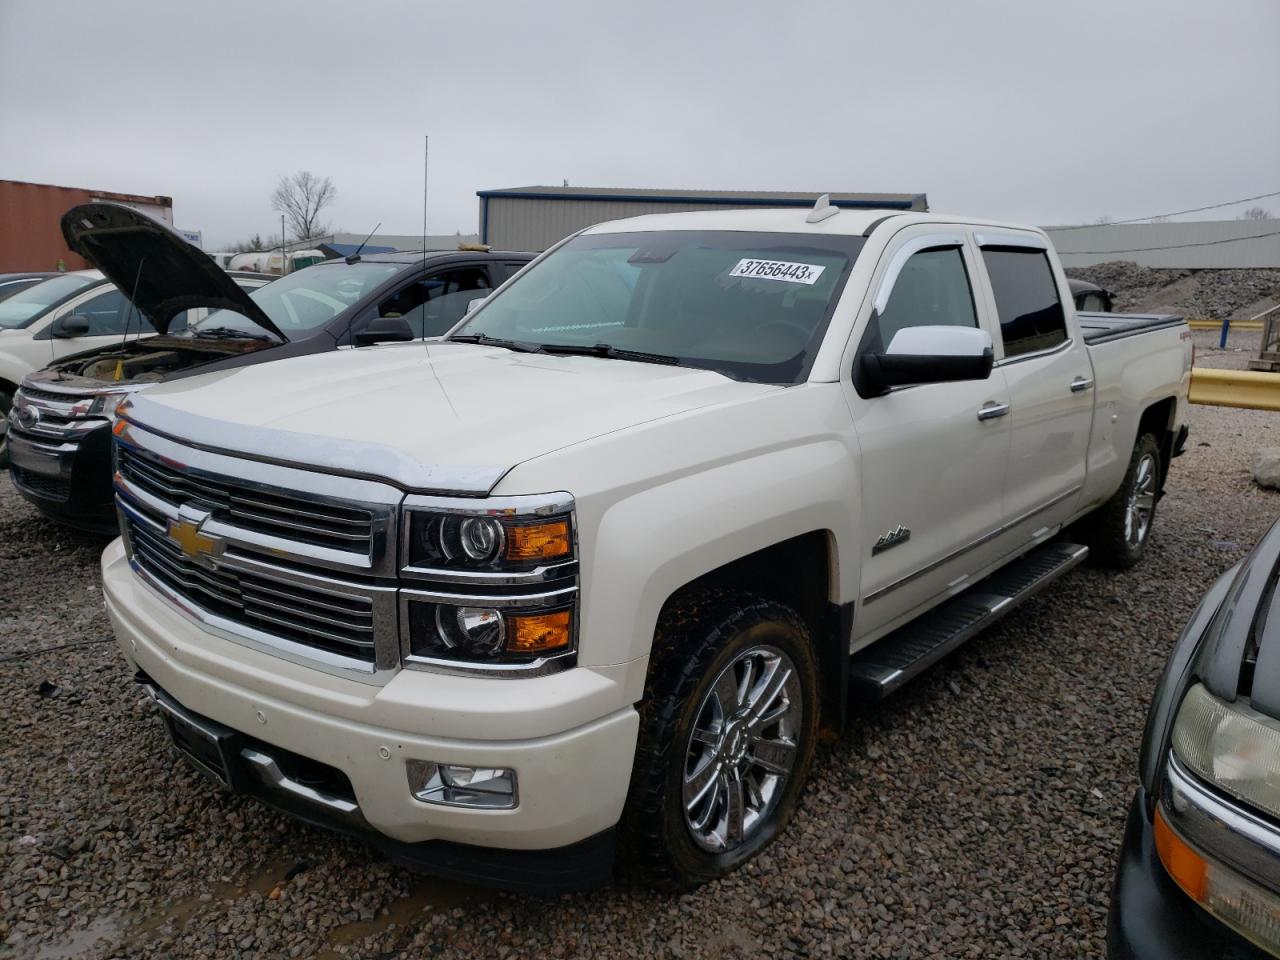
[3, 404, 1279, 959]
[1066, 261, 1280, 319]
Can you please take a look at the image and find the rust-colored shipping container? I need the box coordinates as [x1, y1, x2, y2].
[0, 179, 173, 272]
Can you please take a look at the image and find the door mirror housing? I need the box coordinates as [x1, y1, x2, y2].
[860, 325, 994, 395]
[354, 314, 415, 347]
[466, 296, 487, 314]
[50, 314, 91, 338]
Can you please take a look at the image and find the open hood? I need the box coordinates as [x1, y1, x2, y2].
[60, 202, 287, 341]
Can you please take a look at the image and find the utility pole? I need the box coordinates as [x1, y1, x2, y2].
[281, 213, 287, 275]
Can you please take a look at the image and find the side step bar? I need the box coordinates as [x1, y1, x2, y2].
[848, 541, 1089, 700]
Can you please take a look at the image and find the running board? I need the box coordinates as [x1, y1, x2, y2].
[848, 542, 1089, 700]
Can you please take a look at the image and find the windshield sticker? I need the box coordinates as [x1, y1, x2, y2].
[729, 258, 826, 285]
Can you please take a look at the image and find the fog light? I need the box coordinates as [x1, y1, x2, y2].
[407, 760, 517, 809]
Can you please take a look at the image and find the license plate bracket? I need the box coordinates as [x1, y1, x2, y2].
[153, 693, 243, 791]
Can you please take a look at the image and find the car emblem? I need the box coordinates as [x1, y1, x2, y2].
[167, 511, 220, 564]
[872, 525, 911, 555]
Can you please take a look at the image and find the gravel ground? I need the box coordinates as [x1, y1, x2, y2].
[3, 402, 1279, 960]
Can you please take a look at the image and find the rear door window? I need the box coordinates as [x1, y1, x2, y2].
[981, 248, 1067, 358]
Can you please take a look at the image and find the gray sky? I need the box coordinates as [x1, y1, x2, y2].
[2, 0, 1277, 248]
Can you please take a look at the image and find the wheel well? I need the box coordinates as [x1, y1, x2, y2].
[1138, 397, 1177, 485]
[661, 531, 850, 734]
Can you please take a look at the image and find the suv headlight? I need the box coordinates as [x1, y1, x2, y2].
[399, 494, 578, 673]
[1172, 683, 1280, 821]
[88, 390, 134, 420]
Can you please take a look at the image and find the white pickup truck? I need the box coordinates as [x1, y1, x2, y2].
[101, 203, 1192, 892]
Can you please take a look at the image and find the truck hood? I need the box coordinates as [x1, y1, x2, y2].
[124, 342, 778, 494]
[60, 202, 286, 341]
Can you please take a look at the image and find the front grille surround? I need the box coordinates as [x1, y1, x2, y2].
[114, 419, 403, 682]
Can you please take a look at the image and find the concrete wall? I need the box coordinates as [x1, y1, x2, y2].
[0, 180, 172, 271]
[1046, 219, 1280, 269]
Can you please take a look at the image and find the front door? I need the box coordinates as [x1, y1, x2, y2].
[845, 230, 1013, 638]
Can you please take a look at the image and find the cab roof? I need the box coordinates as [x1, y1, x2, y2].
[581, 207, 1047, 241]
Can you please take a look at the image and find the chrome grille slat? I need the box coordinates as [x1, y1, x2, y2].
[118, 445, 375, 553]
[123, 511, 377, 662]
[240, 589, 375, 634]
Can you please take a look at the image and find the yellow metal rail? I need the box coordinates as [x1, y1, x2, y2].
[1190, 368, 1280, 411]
[1188, 319, 1263, 331]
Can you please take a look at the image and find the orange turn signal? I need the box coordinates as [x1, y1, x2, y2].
[112, 418, 129, 438]
[1154, 805, 1208, 903]
[505, 519, 571, 562]
[506, 609, 572, 654]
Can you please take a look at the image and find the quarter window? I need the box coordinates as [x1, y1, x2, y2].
[981, 248, 1067, 358]
[872, 246, 977, 351]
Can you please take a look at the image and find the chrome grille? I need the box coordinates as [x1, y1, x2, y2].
[124, 511, 377, 662]
[118, 444, 374, 555]
[16, 385, 92, 405]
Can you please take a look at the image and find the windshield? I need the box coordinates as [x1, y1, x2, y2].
[453, 231, 864, 384]
[0, 274, 97, 330]
[190, 261, 405, 337]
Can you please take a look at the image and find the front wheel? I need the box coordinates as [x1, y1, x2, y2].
[619, 590, 819, 889]
[1082, 432, 1162, 569]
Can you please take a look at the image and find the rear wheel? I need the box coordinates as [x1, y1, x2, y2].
[619, 590, 819, 889]
[1082, 432, 1162, 569]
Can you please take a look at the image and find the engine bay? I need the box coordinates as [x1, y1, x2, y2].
[29, 334, 270, 388]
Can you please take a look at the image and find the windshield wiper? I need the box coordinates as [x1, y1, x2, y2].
[449, 333, 544, 353]
[538, 343, 681, 366]
[190, 326, 274, 342]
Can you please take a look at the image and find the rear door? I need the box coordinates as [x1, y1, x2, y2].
[844, 227, 1013, 637]
[974, 233, 1093, 539]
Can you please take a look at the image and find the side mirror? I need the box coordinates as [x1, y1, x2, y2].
[466, 296, 488, 314]
[860, 325, 993, 394]
[51, 314, 91, 338]
[354, 314, 414, 347]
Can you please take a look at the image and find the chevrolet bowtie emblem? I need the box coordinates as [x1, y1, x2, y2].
[167, 517, 218, 561]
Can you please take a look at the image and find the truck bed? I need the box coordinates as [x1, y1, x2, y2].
[1077, 311, 1185, 345]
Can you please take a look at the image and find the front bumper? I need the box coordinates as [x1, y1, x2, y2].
[101, 539, 640, 883]
[1107, 787, 1270, 959]
[9, 421, 117, 533]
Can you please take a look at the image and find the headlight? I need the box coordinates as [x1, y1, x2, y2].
[399, 493, 578, 673]
[87, 390, 134, 420]
[405, 510, 572, 571]
[1172, 683, 1280, 821]
[404, 599, 574, 666]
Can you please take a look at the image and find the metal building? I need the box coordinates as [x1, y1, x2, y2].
[0, 179, 174, 272]
[476, 186, 929, 250]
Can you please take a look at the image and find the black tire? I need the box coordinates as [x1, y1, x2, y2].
[0, 389, 11, 469]
[618, 589, 820, 890]
[1082, 432, 1162, 570]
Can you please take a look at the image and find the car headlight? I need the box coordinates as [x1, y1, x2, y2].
[405, 511, 571, 570]
[1172, 683, 1280, 821]
[87, 390, 134, 420]
[399, 494, 578, 672]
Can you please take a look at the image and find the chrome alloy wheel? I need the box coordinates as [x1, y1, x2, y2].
[683, 644, 803, 853]
[1125, 453, 1157, 547]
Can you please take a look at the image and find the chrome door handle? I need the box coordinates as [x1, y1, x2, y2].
[1070, 377, 1094, 393]
[977, 401, 1010, 421]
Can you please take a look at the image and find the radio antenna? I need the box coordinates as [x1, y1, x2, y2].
[427, 135, 432, 343]
[345, 221, 381, 265]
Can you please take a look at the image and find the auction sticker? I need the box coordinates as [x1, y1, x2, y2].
[729, 258, 826, 285]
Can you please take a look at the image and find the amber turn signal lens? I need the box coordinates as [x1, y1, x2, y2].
[1154, 805, 1208, 903]
[112, 418, 129, 438]
[505, 520, 571, 562]
[506, 609, 572, 654]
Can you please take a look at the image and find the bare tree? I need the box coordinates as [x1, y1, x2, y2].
[271, 171, 337, 240]
[230, 233, 267, 253]
[1239, 206, 1274, 221]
